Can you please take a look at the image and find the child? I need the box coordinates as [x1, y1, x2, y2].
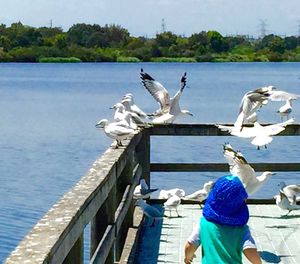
[184, 175, 261, 264]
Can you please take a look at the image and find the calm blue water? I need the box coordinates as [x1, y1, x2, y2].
[0, 62, 299, 262]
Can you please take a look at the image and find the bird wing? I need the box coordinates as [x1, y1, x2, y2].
[268, 90, 299, 101]
[169, 72, 187, 115]
[140, 69, 170, 112]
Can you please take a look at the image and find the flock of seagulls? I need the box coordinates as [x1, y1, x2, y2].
[217, 86, 299, 149]
[95, 68, 192, 147]
[95, 70, 299, 222]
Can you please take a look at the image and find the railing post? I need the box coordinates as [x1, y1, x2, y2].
[91, 185, 117, 263]
[136, 129, 151, 185]
[63, 233, 83, 264]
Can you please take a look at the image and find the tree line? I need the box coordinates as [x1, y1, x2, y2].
[0, 22, 300, 62]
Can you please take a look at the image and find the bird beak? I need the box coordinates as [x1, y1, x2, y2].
[271, 172, 277, 175]
[95, 123, 102, 128]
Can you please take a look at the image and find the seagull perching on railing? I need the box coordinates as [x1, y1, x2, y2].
[140, 69, 193, 124]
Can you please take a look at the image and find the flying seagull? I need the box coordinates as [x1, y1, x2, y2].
[223, 143, 275, 195]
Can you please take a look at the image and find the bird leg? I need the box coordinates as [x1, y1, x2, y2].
[285, 210, 292, 216]
[169, 209, 172, 218]
[264, 145, 267, 149]
[116, 140, 123, 147]
[257, 146, 260, 150]
[176, 208, 180, 217]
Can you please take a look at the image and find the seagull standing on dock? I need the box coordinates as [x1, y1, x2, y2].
[158, 188, 185, 199]
[164, 194, 181, 217]
[223, 143, 275, 195]
[278, 181, 300, 205]
[133, 179, 159, 199]
[140, 69, 193, 124]
[135, 199, 164, 226]
[274, 190, 300, 216]
[95, 119, 137, 148]
[183, 181, 214, 208]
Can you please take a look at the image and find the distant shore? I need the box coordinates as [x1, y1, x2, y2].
[1, 22, 300, 63]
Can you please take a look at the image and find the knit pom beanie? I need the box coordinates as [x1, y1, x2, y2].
[203, 175, 249, 226]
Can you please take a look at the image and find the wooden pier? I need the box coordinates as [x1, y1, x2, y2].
[4, 124, 300, 264]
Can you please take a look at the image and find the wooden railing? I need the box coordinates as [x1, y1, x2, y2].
[5, 124, 300, 264]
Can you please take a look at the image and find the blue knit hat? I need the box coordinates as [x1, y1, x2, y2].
[203, 175, 249, 226]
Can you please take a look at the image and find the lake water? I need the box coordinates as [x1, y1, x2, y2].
[0, 62, 299, 262]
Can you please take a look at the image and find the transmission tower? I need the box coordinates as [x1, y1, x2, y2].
[259, 19, 267, 38]
[161, 18, 166, 33]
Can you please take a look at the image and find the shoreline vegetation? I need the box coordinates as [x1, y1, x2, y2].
[1, 22, 300, 63]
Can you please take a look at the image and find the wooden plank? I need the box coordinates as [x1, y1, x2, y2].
[150, 163, 300, 172]
[148, 123, 300, 136]
[90, 225, 115, 264]
[114, 164, 142, 235]
[118, 208, 144, 264]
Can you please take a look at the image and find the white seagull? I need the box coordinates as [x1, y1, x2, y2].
[110, 102, 139, 130]
[158, 188, 185, 199]
[217, 118, 295, 149]
[140, 69, 193, 123]
[223, 143, 275, 195]
[164, 194, 181, 217]
[278, 181, 300, 205]
[135, 199, 164, 226]
[277, 98, 294, 121]
[95, 119, 137, 148]
[274, 190, 300, 216]
[133, 179, 159, 199]
[234, 86, 273, 130]
[122, 93, 148, 118]
[183, 181, 214, 208]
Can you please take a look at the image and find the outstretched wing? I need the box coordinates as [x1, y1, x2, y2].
[169, 72, 187, 115]
[140, 68, 170, 112]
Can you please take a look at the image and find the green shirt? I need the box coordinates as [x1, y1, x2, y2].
[200, 217, 248, 264]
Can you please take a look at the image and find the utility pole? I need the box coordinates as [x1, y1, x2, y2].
[50, 19, 53, 28]
[161, 18, 166, 33]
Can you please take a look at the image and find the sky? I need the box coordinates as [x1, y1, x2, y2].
[0, 0, 300, 37]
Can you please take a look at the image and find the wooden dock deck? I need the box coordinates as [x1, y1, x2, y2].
[134, 204, 300, 264]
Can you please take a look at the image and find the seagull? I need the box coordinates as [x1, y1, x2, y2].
[234, 86, 273, 130]
[223, 143, 275, 195]
[164, 194, 181, 217]
[278, 181, 300, 205]
[277, 98, 294, 121]
[140, 69, 193, 124]
[274, 190, 300, 216]
[217, 118, 295, 149]
[158, 188, 185, 199]
[110, 102, 139, 130]
[183, 181, 214, 208]
[95, 119, 137, 148]
[121, 97, 150, 126]
[133, 179, 159, 199]
[267, 90, 299, 102]
[135, 199, 164, 226]
[122, 93, 148, 118]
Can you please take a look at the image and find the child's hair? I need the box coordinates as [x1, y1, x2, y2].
[203, 175, 249, 226]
